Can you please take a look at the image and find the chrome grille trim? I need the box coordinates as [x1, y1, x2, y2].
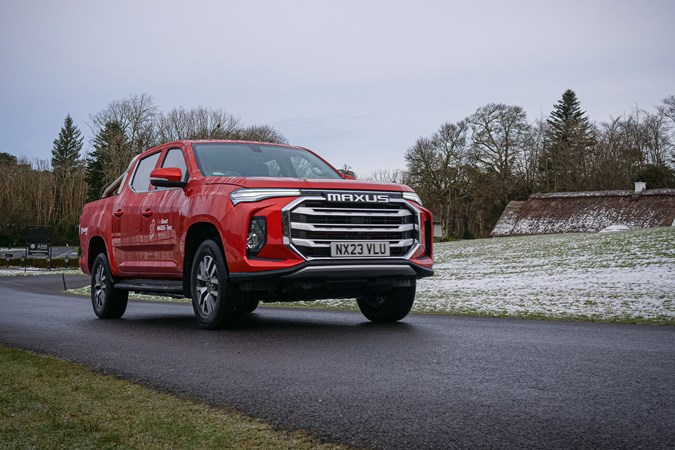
[291, 238, 415, 248]
[290, 223, 415, 232]
[292, 206, 413, 217]
[282, 192, 421, 260]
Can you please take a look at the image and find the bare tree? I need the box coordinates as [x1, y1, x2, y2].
[591, 117, 637, 189]
[90, 93, 158, 154]
[657, 94, 675, 166]
[469, 103, 530, 202]
[155, 106, 241, 142]
[524, 116, 548, 192]
[406, 120, 471, 238]
[155, 107, 288, 144]
[640, 111, 672, 167]
[470, 104, 530, 177]
[657, 94, 675, 123]
[26, 159, 56, 228]
[0, 156, 31, 244]
[232, 124, 288, 144]
[367, 168, 406, 184]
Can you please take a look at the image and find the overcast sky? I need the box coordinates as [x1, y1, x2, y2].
[1, 0, 673, 176]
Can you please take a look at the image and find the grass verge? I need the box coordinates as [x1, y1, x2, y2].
[0, 346, 347, 450]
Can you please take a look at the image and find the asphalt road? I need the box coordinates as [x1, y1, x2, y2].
[1, 275, 674, 449]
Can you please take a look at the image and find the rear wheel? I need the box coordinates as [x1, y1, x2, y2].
[246, 299, 260, 313]
[190, 240, 246, 329]
[357, 283, 416, 323]
[91, 253, 128, 319]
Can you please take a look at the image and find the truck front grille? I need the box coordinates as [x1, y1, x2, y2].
[284, 195, 420, 259]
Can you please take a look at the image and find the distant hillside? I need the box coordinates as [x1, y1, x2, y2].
[492, 189, 675, 237]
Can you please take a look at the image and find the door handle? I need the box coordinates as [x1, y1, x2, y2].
[113, 209, 124, 218]
[142, 209, 153, 218]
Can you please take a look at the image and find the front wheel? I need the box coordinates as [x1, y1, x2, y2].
[91, 253, 128, 319]
[190, 240, 246, 329]
[357, 284, 416, 323]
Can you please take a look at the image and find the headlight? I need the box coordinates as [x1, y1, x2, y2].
[402, 192, 423, 206]
[247, 217, 266, 255]
[230, 188, 301, 205]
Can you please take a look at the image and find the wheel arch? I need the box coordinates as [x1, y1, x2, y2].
[87, 236, 108, 273]
[183, 222, 225, 297]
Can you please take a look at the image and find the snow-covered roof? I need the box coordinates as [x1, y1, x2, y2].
[492, 188, 675, 237]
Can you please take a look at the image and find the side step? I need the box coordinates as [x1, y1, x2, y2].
[114, 279, 184, 296]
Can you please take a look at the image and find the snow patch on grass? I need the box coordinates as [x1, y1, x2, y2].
[0, 268, 82, 276]
[279, 227, 675, 323]
[68, 227, 675, 324]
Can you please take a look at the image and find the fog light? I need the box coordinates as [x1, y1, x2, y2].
[247, 217, 266, 255]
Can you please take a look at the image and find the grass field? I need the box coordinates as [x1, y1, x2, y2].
[417, 226, 674, 323]
[64, 227, 675, 325]
[276, 226, 675, 324]
[0, 346, 345, 450]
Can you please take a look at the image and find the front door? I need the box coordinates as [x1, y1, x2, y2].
[112, 151, 161, 275]
[139, 147, 190, 275]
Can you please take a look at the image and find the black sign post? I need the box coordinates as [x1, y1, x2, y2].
[24, 227, 53, 270]
[26, 243, 51, 257]
[25, 243, 52, 270]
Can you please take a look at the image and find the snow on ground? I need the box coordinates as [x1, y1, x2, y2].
[416, 227, 674, 322]
[0, 268, 82, 276]
[288, 226, 675, 323]
[32, 227, 675, 324]
[600, 224, 631, 232]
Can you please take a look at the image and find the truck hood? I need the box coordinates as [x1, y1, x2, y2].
[204, 176, 414, 192]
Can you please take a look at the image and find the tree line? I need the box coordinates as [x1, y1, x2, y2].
[395, 90, 675, 239]
[1, 90, 673, 246]
[0, 93, 286, 246]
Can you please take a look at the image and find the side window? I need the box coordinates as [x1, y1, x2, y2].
[130, 152, 161, 192]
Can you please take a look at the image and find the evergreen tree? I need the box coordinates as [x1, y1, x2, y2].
[51, 114, 83, 171]
[51, 115, 85, 236]
[86, 121, 129, 201]
[0, 152, 18, 166]
[541, 89, 595, 191]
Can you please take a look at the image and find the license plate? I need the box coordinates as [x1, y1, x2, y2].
[330, 241, 390, 257]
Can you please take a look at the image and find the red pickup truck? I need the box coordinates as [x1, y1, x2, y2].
[79, 140, 433, 328]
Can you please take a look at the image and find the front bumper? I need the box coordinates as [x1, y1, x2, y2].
[229, 258, 433, 282]
[228, 258, 433, 302]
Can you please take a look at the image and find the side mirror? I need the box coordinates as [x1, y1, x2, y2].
[338, 170, 356, 180]
[150, 167, 186, 188]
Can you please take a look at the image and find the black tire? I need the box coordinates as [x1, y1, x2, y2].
[357, 284, 416, 323]
[91, 253, 128, 319]
[246, 299, 260, 313]
[190, 240, 246, 329]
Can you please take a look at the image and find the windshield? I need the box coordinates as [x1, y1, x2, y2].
[192, 143, 342, 180]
